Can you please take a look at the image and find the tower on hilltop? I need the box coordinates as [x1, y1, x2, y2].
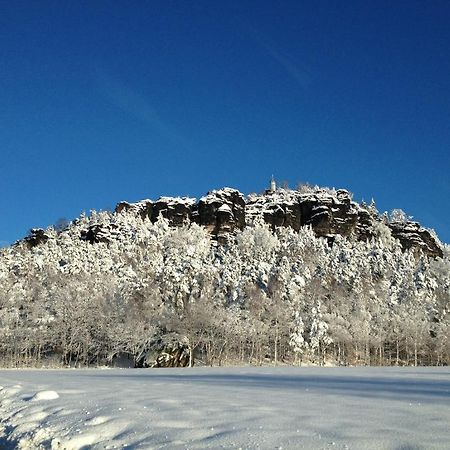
[269, 175, 276, 192]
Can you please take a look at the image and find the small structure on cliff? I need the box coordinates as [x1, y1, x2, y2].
[266, 175, 277, 193]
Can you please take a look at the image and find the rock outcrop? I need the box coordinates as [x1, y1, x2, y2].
[111, 186, 444, 258]
[356, 206, 380, 241]
[197, 188, 246, 242]
[151, 197, 196, 225]
[142, 334, 191, 368]
[14, 186, 444, 259]
[247, 189, 303, 230]
[301, 189, 360, 237]
[246, 188, 368, 241]
[115, 199, 153, 220]
[388, 221, 443, 258]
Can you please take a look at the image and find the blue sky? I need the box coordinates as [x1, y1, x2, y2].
[1, 1, 449, 245]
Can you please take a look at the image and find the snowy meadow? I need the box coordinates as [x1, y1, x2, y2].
[1, 366, 450, 449]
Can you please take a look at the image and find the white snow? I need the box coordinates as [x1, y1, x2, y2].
[1, 366, 449, 449]
[217, 203, 232, 213]
[199, 187, 240, 204]
[31, 390, 60, 401]
[156, 196, 197, 207]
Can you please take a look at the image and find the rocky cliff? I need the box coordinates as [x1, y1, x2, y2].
[113, 186, 443, 258]
[23, 186, 443, 258]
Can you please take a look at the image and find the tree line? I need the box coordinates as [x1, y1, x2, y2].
[0, 209, 449, 368]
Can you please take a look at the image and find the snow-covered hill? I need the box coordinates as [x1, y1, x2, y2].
[0, 186, 449, 368]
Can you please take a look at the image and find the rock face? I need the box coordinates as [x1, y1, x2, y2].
[197, 188, 246, 242]
[246, 189, 362, 238]
[388, 221, 443, 258]
[301, 189, 359, 237]
[115, 199, 153, 220]
[356, 207, 380, 241]
[247, 189, 303, 230]
[151, 197, 196, 225]
[110, 186, 443, 258]
[18, 186, 443, 258]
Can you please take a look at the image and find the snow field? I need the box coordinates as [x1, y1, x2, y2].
[0, 366, 449, 449]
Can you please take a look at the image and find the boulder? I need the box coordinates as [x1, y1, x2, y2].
[144, 333, 191, 368]
[111, 352, 135, 368]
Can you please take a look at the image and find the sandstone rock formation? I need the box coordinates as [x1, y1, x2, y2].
[197, 188, 246, 242]
[246, 188, 361, 238]
[15, 185, 439, 259]
[247, 189, 302, 230]
[301, 189, 360, 237]
[113, 186, 443, 258]
[115, 199, 153, 220]
[388, 221, 443, 258]
[151, 197, 196, 225]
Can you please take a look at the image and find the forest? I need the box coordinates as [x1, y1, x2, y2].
[0, 193, 449, 368]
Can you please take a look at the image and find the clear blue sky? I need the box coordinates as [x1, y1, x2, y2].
[1, 1, 449, 245]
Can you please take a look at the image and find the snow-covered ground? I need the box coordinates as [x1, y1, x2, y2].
[1, 367, 449, 449]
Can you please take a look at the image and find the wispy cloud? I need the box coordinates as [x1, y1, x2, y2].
[247, 28, 311, 89]
[94, 69, 192, 148]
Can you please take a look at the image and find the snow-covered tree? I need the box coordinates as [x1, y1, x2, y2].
[0, 197, 448, 368]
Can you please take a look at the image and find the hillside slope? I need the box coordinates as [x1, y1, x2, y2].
[0, 186, 448, 368]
